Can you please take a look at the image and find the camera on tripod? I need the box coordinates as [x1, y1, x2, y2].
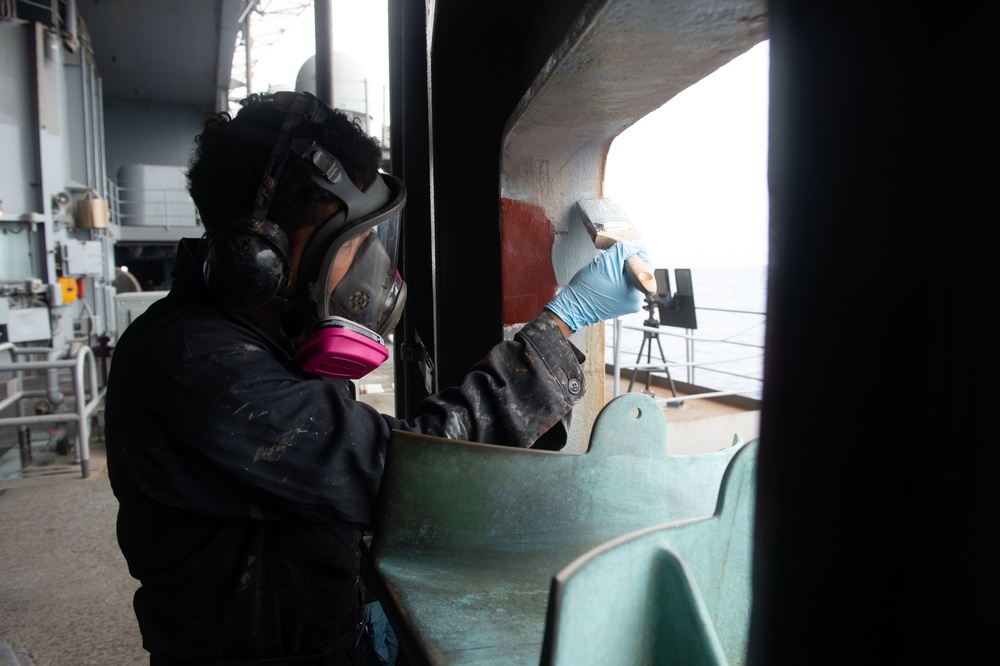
[627, 268, 697, 404]
[647, 268, 697, 331]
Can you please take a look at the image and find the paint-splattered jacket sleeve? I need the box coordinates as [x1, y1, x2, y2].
[389, 309, 586, 450]
[107, 292, 584, 531]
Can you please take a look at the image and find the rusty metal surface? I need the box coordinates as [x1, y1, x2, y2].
[504, 0, 768, 171]
[500, 0, 767, 451]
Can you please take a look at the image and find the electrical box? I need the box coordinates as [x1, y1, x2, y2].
[77, 196, 110, 229]
[61, 240, 105, 276]
[4, 307, 52, 343]
[58, 276, 79, 303]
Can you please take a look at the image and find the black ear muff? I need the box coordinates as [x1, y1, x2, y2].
[203, 218, 291, 311]
[202, 92, 328, 312]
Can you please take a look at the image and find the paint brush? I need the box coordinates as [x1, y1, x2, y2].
[577, 197, 657, 295]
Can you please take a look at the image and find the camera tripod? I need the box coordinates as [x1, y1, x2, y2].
[627, 295, 682, 406]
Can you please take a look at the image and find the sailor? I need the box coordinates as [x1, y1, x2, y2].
[105, 91, 647, 665]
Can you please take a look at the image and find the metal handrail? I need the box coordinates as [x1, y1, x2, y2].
[105, 178, 201, 230]
[0, 344, 105, 479]
[105, 177, 121, 226]
[608, 306, 766, 400]
[115, 186, 198, 229]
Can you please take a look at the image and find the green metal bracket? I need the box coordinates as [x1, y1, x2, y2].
[541, 439, 758, 665]
[369, 393, 755, 665]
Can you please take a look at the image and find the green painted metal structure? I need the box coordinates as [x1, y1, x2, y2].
[542, 440, 757, 665]
[369, 393, 756, 664]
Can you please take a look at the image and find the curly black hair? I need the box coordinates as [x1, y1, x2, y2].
[187, 93, 383, 236]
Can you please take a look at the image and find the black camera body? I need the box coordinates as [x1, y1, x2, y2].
[650, 268, 697, 330]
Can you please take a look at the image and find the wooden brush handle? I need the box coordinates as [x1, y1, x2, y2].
[625, 253, 657, 295]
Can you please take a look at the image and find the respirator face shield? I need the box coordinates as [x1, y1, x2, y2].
[288, 139, 408, 379]
[313, 208, 405, 338]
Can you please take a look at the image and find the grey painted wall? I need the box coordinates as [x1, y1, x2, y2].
[0, 23, 40, 220]
[103, 100, 206, 179]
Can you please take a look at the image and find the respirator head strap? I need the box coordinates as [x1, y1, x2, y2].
[248, 93, 329, 227]
[203, 92, 332, 311]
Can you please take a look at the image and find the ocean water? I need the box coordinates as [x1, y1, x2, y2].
[606, 265, 768, 398]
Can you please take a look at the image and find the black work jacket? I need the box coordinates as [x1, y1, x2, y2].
[105, 239, 585, 662]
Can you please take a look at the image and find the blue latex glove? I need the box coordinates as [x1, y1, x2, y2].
[545, 240, 649, 332]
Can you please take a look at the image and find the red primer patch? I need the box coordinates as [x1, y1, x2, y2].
[500, 198, 559, 326]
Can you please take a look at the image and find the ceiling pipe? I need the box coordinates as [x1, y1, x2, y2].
[237, 0, 262, 27]
[64, 0, 79, 52]
[244, 11, 252, 94]
[314, 0, 334, 106]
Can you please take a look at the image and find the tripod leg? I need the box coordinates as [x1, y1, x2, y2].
[644, 333, 654, 394]
[628, 334, 648, 393]
[654, 335, 680, 399]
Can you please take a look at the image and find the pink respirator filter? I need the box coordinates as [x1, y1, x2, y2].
[292, 323, 389, 379]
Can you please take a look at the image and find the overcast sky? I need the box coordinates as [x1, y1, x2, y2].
[254, 6, 769, 269]
[605, 41, 770, 268]
[252, 0, 389, 132]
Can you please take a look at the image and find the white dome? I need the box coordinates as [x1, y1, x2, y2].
[295, 53, 371, 130]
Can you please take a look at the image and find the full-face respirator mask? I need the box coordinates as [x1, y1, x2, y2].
[202, 92, 406, 380]
[288, 139, 406, 379]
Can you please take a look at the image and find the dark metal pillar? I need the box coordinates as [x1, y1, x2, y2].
[313, 0, 334, 106]
[388, 0, 433, 417]
[750, 2, 991, 662]
[390, 0, 594, 416]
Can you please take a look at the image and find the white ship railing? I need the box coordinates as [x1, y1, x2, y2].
[608, 305, 766, 405]
[0, 342, 104, 479]
[106, 179, 199, 229]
